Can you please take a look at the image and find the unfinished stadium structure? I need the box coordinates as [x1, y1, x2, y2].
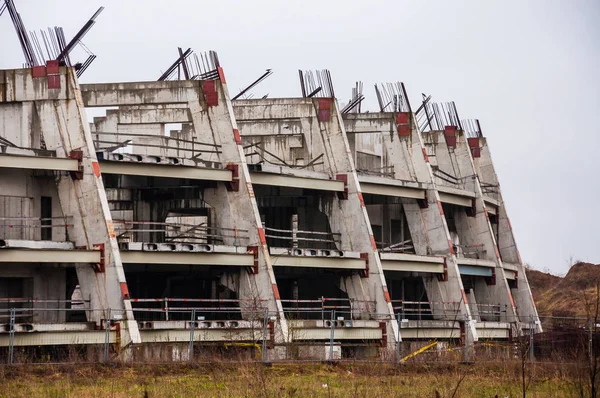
[0, 46, 541, 361]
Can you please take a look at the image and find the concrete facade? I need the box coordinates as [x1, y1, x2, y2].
[0, 61, 540, 359]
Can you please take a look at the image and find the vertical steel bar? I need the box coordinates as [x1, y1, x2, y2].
[8, 308, 15, 365]
[329, 309, 336, 361]
[529, 315, 534, 364]
[188, 309, 196, 362]
[291, 214, 298, 248]
[164, 298, 169, 321]
[104, 308, 111, 363]
[589, 319, 594, 368]
[464, 314, 469, 363]
[396, 312, 401, 363]
[261, 308, 268, 363]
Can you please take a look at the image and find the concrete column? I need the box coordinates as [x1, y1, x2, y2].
[473, 138, 540, 331]
[3, 66, 140, 345]
[185, 72, 289, 341]
[392, 114, 477, 340]
[441, 130, 519, 326]
[318, 99, 398, 348]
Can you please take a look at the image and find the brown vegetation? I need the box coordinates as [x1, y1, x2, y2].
[528, 262, 600, 318]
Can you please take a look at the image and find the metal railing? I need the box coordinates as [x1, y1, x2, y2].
[131, 298, 267, 321]
[431, 167, 478, 192]
[0, 216, 73, 241]
[280, 297, 376, 321]
[469, 303, 508, 322]
[391, 300, 461, 321]
[379, 239, 415, 253]
[263, 226, 341, 249]
[92, 131, 221, 159]
[113, 220, 249, 246]
[455, 243, 487, 259]
[0, 299, 90, 323]
[5, 306, 597, 365]
[355, 164, 395, 178]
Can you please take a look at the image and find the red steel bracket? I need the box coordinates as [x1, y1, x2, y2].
[233, 128, 242, 145]
[47, 75, 61, 89]
[120, 282, 130, 300]
[359, 253, 369, 278]
[379, 322, 388, 347]
[396, 112, 411, 137]
[46, 60, 59, 75]
[317, 98, 332, 122]
[335, 174, 348, 200]
[225, 164, 239, 191]
[32, 66, 46, 78]
[444, 126, 457, 148]
[247, 246, 259, 274]
[437, 258, 449, 282]
[46, 60, 60, 89]
[91, 243, 105, 273]
[68, 150, 84, 180]
[467, 137, 481, 158]
[202, 80, 218, 106]
[217, 66, 226, 84]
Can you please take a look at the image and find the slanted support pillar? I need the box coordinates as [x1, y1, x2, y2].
[315, 98, 399, 349]
[26, 66, 140, 346]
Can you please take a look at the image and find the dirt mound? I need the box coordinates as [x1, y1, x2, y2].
[528, 262, 600, 318]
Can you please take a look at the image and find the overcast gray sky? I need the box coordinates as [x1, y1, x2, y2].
[1, 0, 598, 275]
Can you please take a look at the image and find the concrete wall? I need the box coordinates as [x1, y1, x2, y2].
[472, 137, 540, 330]
[425, 129, 518, 324]
[344, 113, 475, 339]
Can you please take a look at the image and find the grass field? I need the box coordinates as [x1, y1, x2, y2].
[0, 362, 580, 397]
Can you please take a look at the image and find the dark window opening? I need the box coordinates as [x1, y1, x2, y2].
[41, 196, 52, 241]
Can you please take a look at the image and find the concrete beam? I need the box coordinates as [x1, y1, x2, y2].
[120, 251, 254, 266]
[456, 258, 497, 268]
[504, 270, 517, 280]
[99, 161, 232, 182]
[0, 249, 101, 263]
[250, 172, 345, 192]
[380, 253, 445, 274]
[139, 329, 266, 343]
[483, 196, 501, 208]
[0, 154, 79, 172]
[359, 181, 426, 200]
[503, 262, 519, 272]
[438, 191, 475, 207]
[0, 331, 116, 346]
[398, 321, 463, 340]
[80, 81, 200, 107]
[485, 203, 498, 215]
[270, 255, 366, 270]
[475, 322, 511, 339]
[458, 265, 493, 277]
[285, 326, 383, 341]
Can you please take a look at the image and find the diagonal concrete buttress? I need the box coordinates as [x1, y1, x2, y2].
[319, 98, 399, 348]
[385, 110, 478, 341]
[437, 128, 520, 330]
[4, 65, 141, 345]
[81, 72, 290, 345]
[470, 135, 541, 332]
[187, 68, 290, 341]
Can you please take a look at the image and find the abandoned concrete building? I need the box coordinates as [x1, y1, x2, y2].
[0, 51, 541, 360]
